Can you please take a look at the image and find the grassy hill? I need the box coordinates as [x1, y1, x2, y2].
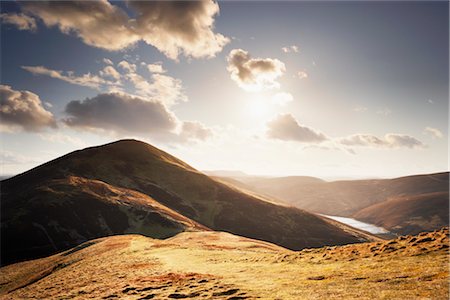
[1, 140, 373, 265]
[1, 228, 448, 299]
[233, 172, 449, 234]
[353, 191, 449, 235]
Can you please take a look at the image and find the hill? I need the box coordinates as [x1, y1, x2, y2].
[353, 192, 449, 235]
[1, 228, 448, 299]
[1, 140, 373, 265]
[234, 172, 449, 234]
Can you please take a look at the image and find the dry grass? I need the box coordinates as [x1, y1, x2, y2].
[1, 228, 448, 299]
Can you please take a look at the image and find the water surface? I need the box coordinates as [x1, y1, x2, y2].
[321, 214, 389, 234]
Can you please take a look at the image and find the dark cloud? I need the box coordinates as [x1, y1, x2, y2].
[266, 114, 328, 143]
[0, 85, 56, 132]
[227, 49, 286, 91]
[64, 93, 178, 135]
[20, 0, 229, 59]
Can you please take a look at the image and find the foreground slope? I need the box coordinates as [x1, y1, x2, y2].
[1, 140, 372, 265]
[235, 173, 449, 234]
[1, 228, 448, 299]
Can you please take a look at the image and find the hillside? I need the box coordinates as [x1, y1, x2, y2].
[1, 228, 448, 299]
[1, 140, 373, 265]
[353, 192, 449, 235]
[234, 172, 449, 234]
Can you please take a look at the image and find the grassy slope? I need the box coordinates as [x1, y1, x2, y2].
[1, 228, 448, 299]
[1, 176, 207, 265]
[235, 173, 449, 233]
[2, 139, 373, 265]
[353, 192, 449, 235]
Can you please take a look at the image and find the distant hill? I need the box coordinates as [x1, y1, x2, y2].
[353, 191, 449, 235]
[1, 140, 373, 265]
[1, 228, 448, 299]
[233, 172, 449, 235]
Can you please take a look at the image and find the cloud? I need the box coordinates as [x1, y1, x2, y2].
[297, 71, 308, 80]
[129, 1, 229, 60]
[1, 13, 37, 31]
[22, 65, 115, 89]
[281, 45, 299, 53]
[424, 127, 443, 139]
[64, 92, 178, 135]
[20, 0, 229, 60]
[99, 66, 121, 81]
[22, 62, 186, 107]
[117, 60, 137, 73]
[271, 92, 293, 106]
[376, 107, 392, 116]
[353, 105, 368, 112]
[103, 58, 113, 65]
[180, 121, 213, 141]
[22, 0, 138, 51]
[227, 49, 286, 92]
[64, 92, 211, 143]
[0, 85, 56, 132]
[147, 63, 166, 74]
[0, 150, 37, 165]
[339, 133, 424, 149]
[266, 114, 328, 143]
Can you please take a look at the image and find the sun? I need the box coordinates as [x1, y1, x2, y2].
[245, 95, 271, 119]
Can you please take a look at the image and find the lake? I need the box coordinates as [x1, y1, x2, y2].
[321, 214, 390, 234]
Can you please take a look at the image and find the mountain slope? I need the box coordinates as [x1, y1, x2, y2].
[1, 139, 373, 265]
[234, 172, 449, 234]
[1, 175, 207, 265]
[1, 228, 448, 299]
[353, 192, 449, 235]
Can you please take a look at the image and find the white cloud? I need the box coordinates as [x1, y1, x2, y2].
[0, 150, 37, 165]
[281, 45, 299, 53]
[266, 114, 328, 143]
[103, 58, 113, 65]
[0, 13, 37, 31]
[22, 65, 116, 89]
[147, 63, 166, 74]
[99, 66, 121, 81]
[0, 85, 56, 132]
[20, 0, 229, 60]
[117, 60, 137, 73]
[297, 71, 308, 79]
[339, 133, 424, 149]
[271, 92, 293, 106]
[180, 121, 213, 142]
[227, 49, 286, 92]
[424, 127, 443, 139]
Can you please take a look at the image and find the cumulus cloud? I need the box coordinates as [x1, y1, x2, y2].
[227, 49, 286, 92]
[281, 45, 299, 53]
[0, 85, 56, 132]
[64, 92, 211, 143]
[20, 0, 229, 60]
[22, 65, 115, 89]
[424, 127, 443, 139]
[146, 63, 166, 74]
[64, 92, 178, 135]
[0, 13, 37, 31]
[99, 66, 121, 81]
[271, 92, 293, 106]
[103, 58, 113, 65]
[266, 114, 328, 143]
[180, 121, 213, 141]
[339, 133, 424, 149]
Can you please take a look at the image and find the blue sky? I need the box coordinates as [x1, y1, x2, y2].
[1, 1, 448, 178]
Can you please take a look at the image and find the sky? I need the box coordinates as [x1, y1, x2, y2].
[0, 0, 448, 179]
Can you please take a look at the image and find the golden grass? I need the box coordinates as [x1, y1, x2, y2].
[1, 229, 448, 299]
